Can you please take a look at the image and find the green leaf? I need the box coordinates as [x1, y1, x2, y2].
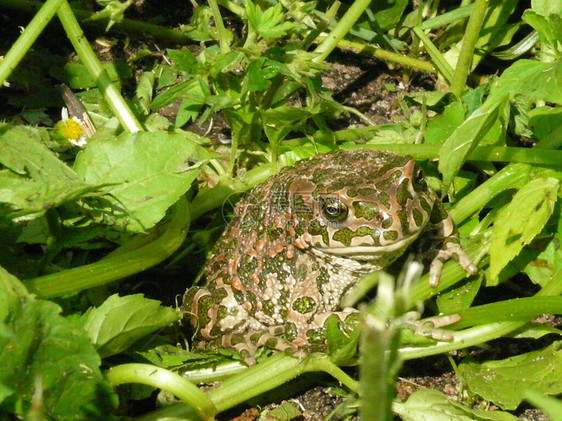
[372, 0, 408, 31]
[247, 58, 282, 92]
[438, 96, 505, 191]
[0, 125, 78, 180]
[168, 47, 198, 73]
[436, 276, 482, 314]
[73, 131, 204, 231]
[326, 314, 360, 365]
[523, 10, 562, 59]
[247, 1, 294, 40]
[524, 237, 562, 288]
[459, 341, 562, 410]
[394, 389, 517, 420]
[0, 266, 117, 419]
[425, 101, 464, 145]
[50, 59, 132, 90]
[82, 294, 181, 358]
[531, 0, 562, 16]
[489, 178, 559, 285]
[0, 176, 107, 218]
[262, 401, 302, 420]
[528, 106, 562, 141]
[0, 125, 107, 217]
[494, 60, 562, 104]
[151, 76, 210, 110]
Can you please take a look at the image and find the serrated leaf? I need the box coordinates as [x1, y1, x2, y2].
[73, 131, 204, 232]
[247, 1, 294, 40]
[459, 341, 562, 410]
[0, 125, 108, 217]
[489, 178, 559, 285]
[395, 389, 517, 420]
[0, 266, 117, 419]
[0, 176, 107, 218]
[82, 294, 181, 358]
[0, 125, 78, 180]
[168, 47, 198, 73]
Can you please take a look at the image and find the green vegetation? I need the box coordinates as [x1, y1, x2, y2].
[0, 0, 561, 419]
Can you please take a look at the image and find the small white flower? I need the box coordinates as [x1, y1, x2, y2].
[60, 107, 87, 147]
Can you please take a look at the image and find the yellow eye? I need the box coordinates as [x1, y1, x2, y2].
[322, 198, 348, 222]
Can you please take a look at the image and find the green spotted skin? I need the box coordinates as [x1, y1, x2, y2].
[183, 149, 476, 364]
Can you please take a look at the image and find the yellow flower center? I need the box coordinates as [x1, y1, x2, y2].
[64, 119, 84, 141]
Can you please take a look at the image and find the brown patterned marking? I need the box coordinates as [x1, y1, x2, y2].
[286, 245, 295, 259]
[232, 277, 242, 290]
[255, 240, 265, 252]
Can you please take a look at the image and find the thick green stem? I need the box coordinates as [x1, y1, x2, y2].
[106, 364, 216, 421]
[0, 0, 65, 87]
[57, 1, 143, 133]
[24, 197, 189, 298]
[136, 354, 357, 420]
[450, 0, 488, 96]
[314, 0, 372, 63]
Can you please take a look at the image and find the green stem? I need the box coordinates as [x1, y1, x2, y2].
[419, 2, 475, 30]
[208, 0, 230, 54]
[0, 0, 65, 87]
[319, 37, 436, 73]
[57, 1, 143, 133]
[106, 364, 216, 421]
[399, 321, 525, 360]
[137, 354, 357, 420]
[24, 197, 189, 298]
[449, 163, 531, 224]
[314, 0, 372, 63]
[216, 0, 245, 17]
[413, 26, 454, 83]
[344, 143, 562, 167]
[0, 0, 191, 43]
[450, 0, 488, 96]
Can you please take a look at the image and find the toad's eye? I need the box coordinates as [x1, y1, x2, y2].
[322, 198, 349, 222]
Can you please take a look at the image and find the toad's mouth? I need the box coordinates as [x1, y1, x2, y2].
[314, 235, 416, 257]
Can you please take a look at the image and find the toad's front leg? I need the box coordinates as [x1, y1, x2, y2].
[427, 200, 478, 287]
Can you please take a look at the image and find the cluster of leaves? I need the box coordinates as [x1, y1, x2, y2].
[0, 0, 562, 419]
